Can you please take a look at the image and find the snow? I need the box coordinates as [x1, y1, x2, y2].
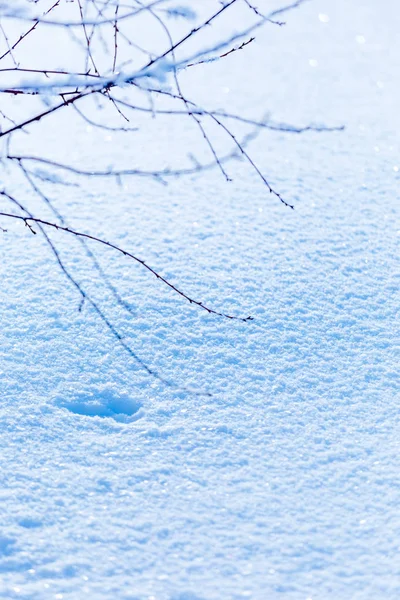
[1, 1, 399, 599]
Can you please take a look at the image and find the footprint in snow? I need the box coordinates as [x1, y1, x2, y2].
[57, 388, 144, 423]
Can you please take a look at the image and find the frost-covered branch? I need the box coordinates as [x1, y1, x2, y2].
[0, 0, 342, 388]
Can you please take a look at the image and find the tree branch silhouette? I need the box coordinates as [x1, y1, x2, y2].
[0, 0, 342, 388]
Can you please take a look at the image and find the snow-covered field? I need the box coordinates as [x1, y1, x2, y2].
[1, 1, 399, 599]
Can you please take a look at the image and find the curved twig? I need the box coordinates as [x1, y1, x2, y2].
[0, 207, 254, 323]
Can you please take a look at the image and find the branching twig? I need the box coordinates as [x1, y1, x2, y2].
[0, 207, 254, 323]
[0, 0, 341, 390]
[187, 37, 255, 68]
[0, 193, 210, 394]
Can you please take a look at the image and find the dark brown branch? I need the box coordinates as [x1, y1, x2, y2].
[187, 37, 255, 68]
[12, 1, 170, 28]
[5, 147, 245, 182]
[112, 3, 119, 72]
[0, 91, 94, 138]
[0, 192, 211, 395]
[102, 92, 344, 134]
[242, 0, 286, 26]
[143, 1, 233, 182]
[143, 0, 239, 71]
[0, 1, 62, 62]
[0, 209, 254, 323]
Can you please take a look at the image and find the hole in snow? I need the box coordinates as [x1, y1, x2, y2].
[57, 388, 144, 423]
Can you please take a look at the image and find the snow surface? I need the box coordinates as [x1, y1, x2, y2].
[1, 1, 400, 599]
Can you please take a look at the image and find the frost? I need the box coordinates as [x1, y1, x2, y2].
[32, 169, 67, 185]
[165, 6, 197, 21]
[0, 1, 30, 18]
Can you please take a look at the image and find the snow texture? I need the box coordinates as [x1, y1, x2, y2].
[0, 1, 399, 599]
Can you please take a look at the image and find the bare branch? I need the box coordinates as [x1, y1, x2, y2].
[0, 0, 342, 391]
[0, 0, 62, 62]
[0, 192, 211, 395]
[0, 207, 254, 323]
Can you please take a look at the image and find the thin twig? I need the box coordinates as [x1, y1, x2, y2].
[0, 208, 254, 323]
